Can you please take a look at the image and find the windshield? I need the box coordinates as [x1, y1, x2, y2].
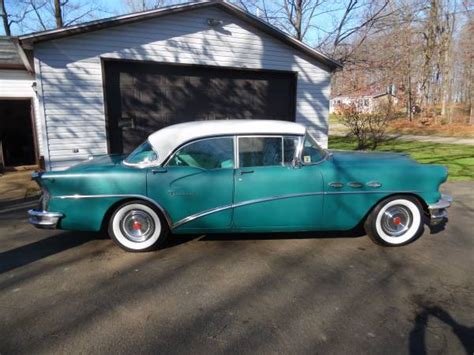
[124, 140, 157, 167]
[301, 134, 327, 164]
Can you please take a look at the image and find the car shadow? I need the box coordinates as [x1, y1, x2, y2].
[0, 231, 102, 275]
[0, 227, 365, 275]
[180, 227, 366, 243]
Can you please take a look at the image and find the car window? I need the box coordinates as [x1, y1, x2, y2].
[167, 137, 234, 169]
[238, 137, 282, 167]
[124, 140, 157, 166]
[302, 134, 326, 164]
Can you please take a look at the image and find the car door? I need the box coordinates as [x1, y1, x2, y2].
[146, 136, 235, 232]
[232, 135, 325, 231]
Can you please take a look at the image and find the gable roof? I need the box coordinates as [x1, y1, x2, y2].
[18, 0, 342, 71]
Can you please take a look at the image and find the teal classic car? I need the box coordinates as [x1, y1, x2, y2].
[29, 120, 451, 251]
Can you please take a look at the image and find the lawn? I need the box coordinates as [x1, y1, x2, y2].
[328, 136, 474, 181]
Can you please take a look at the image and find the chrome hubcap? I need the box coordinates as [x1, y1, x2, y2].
[121, 210, 155, 242]
[381, 205, 412, 237]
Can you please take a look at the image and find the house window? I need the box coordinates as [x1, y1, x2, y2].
[364, 99, 370, 106]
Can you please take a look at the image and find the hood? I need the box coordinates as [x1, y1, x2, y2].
[328, 150, 417, 167]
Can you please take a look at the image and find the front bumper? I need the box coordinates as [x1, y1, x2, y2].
[428, 194, 452, 225]
[28, 209, 63, 229]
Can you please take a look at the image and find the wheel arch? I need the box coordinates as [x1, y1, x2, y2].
[360, 192, 430, 226]
[100, 196, 173, 232]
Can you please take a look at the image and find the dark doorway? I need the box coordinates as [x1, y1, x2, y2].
[103, 60, 297, 154]
[0, 99, 36, 167]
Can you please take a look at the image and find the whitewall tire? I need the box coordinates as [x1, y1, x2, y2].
[365, 196, 425, 246]
[108, 201, 169, 252]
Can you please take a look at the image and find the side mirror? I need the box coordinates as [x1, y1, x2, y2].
[291, 157, 302, 169]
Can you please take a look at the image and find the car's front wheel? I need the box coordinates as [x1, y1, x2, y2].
[364, 196, 425, 246]
[108, 200, 169, 252]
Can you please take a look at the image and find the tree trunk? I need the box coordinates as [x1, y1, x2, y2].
[54, 0, 64, 28]
[296, 0, 303, 41]
[0, 0, 11, 36]
[469, 48, 474, 124]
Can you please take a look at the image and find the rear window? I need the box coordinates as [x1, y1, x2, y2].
[238, 136, 299, 168]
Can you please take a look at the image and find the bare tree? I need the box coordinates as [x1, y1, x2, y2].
[1, 0, 11, 35]
[1, 0, 40, 35]
[236, 0, 393, 63]
[123, 0, 171, 12]
[6, 0, 108, 33]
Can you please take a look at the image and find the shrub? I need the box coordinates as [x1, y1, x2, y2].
[339, 101, 395, 150]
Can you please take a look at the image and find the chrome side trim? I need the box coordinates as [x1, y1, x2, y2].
[171, 190, 420, 229]
[53, 194, 173, 227]
[55, 190, 421, 230]
[171, 204, 234, 230]
[171, 192, 325, 230]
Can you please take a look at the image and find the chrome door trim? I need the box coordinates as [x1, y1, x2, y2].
[171, 191, 325, 230]
[171, 204, 234, 230]
[53, 194, 173, 227]
[170, 190, 420, 229]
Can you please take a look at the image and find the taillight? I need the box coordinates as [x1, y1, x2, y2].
[32, 171, 49, 211]
[40, 189, 50, 211]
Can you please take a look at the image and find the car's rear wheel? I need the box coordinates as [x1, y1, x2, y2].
[108, 200, 169, 252]
[364, 196, 425, 246]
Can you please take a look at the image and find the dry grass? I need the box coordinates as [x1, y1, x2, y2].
[387, 119, 474, 138]
[0, 170, 40, 203]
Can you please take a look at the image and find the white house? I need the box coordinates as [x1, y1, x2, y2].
[330, 91, 398, 114]
[17, 0, 341, 170]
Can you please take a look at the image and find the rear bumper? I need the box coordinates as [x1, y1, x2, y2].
[428, 194, 452, 226]
[28, 209, 63, 229]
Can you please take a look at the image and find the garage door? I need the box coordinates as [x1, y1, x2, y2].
[103, 61, 297, 154]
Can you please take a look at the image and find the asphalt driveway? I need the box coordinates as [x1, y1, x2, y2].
[0, 182, 472, 354]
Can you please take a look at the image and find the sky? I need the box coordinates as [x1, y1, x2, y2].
[2, 0, 336, 47]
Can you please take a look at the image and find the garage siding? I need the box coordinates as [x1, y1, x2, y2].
[35, 7, 331, 170]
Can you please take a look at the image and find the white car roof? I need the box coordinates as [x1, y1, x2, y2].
[148, 119, 306, 165]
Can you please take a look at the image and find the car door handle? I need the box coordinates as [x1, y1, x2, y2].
[151, 168, 167, 174]
[240, 170, 254, 175]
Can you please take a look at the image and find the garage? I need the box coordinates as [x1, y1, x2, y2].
[104, 60, 297, 154]
[18, 1, 341, 170]
[0, 99, 36, 168]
